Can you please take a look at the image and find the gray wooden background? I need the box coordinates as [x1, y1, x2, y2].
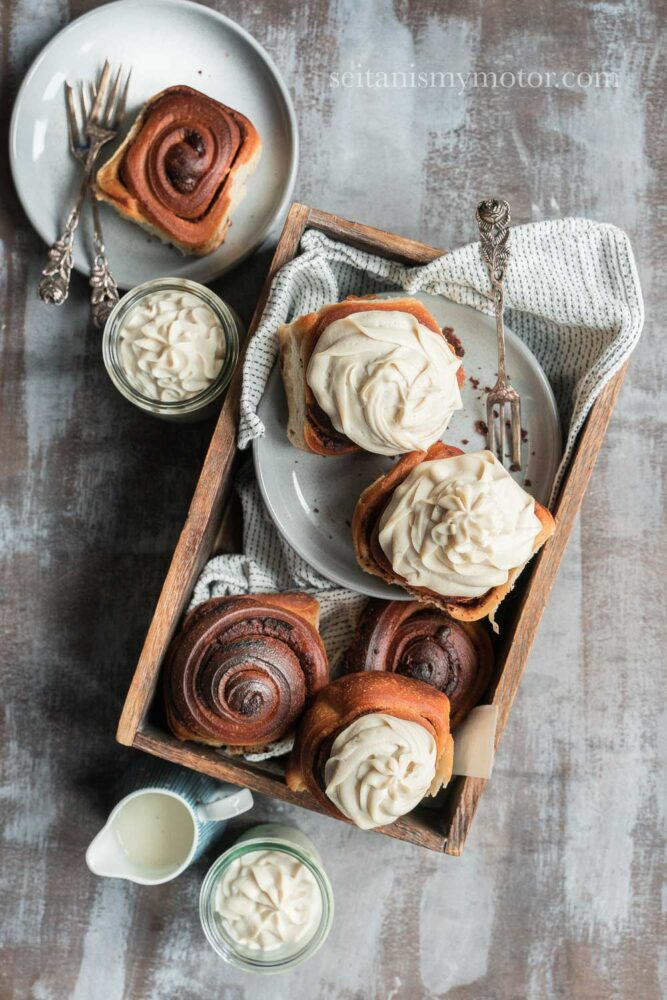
[2, 1, 665, 998]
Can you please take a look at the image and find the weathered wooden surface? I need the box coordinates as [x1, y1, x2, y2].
[1, 1, 665, 998]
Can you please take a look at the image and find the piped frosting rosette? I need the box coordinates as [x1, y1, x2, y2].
[307, 309, 462, 456]
[286, 672, 453, 830]
[324, 713, 438, 830]
[378, 450, 542, 598]
[215, 850, 322, 952]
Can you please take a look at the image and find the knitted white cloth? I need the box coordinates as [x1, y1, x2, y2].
[193, 220, 643, 661]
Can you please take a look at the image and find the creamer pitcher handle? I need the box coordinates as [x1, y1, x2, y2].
[195, 788, 254, 823]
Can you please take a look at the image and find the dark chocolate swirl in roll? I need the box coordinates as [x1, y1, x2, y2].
[164, 594, 329, 748]
[346, 600, 494, 728]
[119, 86, 253, 251]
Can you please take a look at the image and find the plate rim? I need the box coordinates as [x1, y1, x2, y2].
[253, 296, 562, 597]
[9, 0, 299, 285]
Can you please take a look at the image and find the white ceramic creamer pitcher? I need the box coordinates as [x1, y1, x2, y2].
[86, 760, 253, 885]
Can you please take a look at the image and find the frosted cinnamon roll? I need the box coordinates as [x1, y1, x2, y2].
[353, 443, 556, 621]
[279, 297, 464, 456]
[95, 86, 261, 255]
[380, 450, 542, 596]
[286, 672, 453, 830]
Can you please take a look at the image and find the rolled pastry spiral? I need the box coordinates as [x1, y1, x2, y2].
[119, 87, 250, 250]
[286, 672, 454, 827]
[346, 600, 495, 729]
[164, 594, 329, 748]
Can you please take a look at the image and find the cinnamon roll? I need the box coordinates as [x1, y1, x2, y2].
[279, 297, 464, 457]
[346, 600, 494, 728]
[164, 594, 328, 749]
[353, 443, 556, 621]
[286, 672, 454, 830]
[95, 86, 261, 255]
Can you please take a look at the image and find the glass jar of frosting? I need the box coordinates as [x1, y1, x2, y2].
[102, 278, 240, 422]
[199, 824, 334, 973]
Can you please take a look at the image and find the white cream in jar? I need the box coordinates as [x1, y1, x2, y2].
[215, 848, 323, 955]
[117, 289, 226, 402]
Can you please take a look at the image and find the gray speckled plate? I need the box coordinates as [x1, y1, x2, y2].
[254, 293, 561, 599]
[10, 0, 298, 288]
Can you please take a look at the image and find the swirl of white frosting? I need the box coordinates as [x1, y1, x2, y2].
[379, 450, 542, 598]
[324, 713, 437, 830]
[118, 289, 226, 402]
[215, 849, 322, 954]
[306, 310, 462, 455]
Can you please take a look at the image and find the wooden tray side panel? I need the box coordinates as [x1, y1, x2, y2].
[306, 207, 443, 265]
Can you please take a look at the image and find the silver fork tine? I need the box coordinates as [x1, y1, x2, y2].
[78, 82, 89, 132]
[486, 394, 496, 456]
[499, 401, 506, 466]
[114, 69, 132, 127]
[89, 60, 111, 125]
[64, 83, 80, 152]
[104, 66, 123, 128]
[511, 397, 522, 465]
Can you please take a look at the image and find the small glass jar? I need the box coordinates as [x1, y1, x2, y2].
[102, 277, 240, 422]
[199, 824, 334, 973]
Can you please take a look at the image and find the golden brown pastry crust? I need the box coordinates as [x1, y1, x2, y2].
[163, 593, 328, 748]
[278, 296, 465, 456]
[285, 672, 454, 820]
[352, 441, 556, 621]
[94, 86, 261, 256]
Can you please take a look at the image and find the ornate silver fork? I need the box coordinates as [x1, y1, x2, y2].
[38, 62, 130, 310]
[476, 198, 522, 469]
[64, 74, 129, 327]
[87, 171, 119, 329]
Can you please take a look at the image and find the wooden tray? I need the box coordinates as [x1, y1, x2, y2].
[117, 203, 627, 855]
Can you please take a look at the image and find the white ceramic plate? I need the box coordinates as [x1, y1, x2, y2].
[254, 293, 562, 599]
[9, 0, 298, 288]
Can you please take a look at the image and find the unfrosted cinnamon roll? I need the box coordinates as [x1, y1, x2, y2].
[286, 672, 453, 830]
[95, 86, 261, 255]
[164, 594, 328, 749]
[346, 600, 494, 728]
[279, 297, 464, 456]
